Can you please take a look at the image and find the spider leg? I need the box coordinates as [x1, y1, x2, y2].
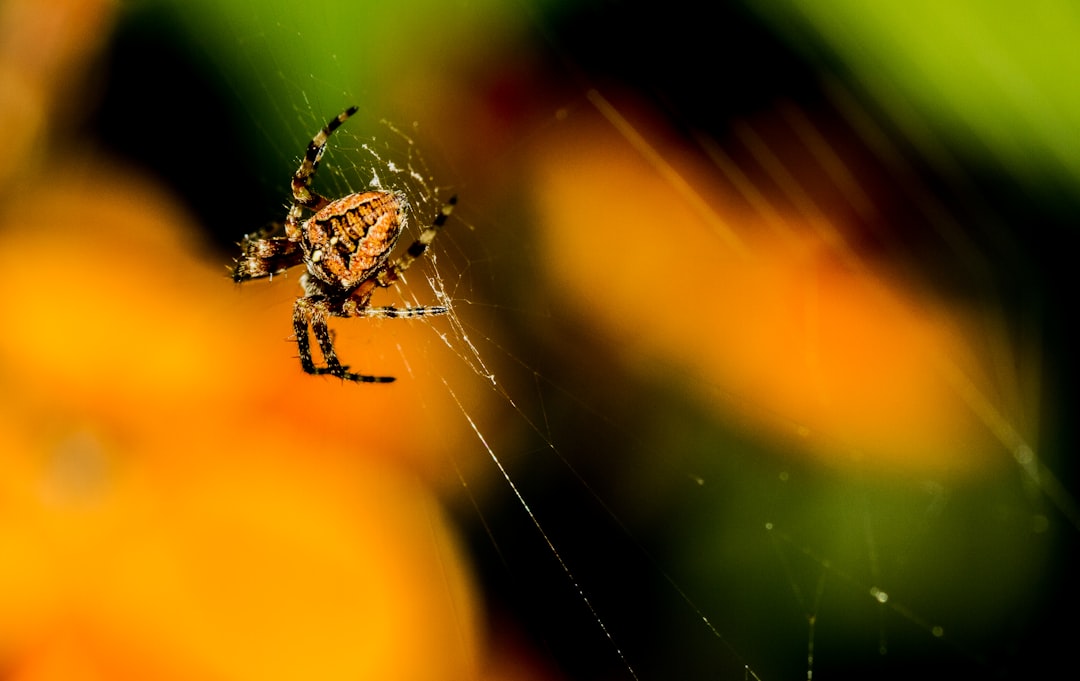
[356, 305, 449, 319]
[376, 195, 457, 288]
[339, 279, 448, 320]
[293, 293, 395, 384]
[232, 233, 303, 282]
[243, 220, 285, 241]
[293, 294, 323, 374]
[291, 105, 359, 211]
[283, 107, 359, 242]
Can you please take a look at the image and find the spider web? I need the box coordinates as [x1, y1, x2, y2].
[98, 1, 1079, 680]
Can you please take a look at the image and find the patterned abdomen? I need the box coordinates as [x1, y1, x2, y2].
[303, 191, 407, 290]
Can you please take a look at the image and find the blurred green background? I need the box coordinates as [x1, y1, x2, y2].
[69, 0, 1080, 679]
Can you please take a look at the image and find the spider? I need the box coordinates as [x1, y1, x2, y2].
[232, 105, 456, 383]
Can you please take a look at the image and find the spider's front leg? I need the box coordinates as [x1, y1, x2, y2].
[340, 279, 449, 320]
[293, 291, 396, 384]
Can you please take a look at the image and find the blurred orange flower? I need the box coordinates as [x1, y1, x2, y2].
[531, 95, 1008, 476]
[0, 2, 490, 676]
[0, 155, 484, 680]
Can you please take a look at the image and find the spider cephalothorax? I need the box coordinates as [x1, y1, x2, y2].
[232, 106, 456, 383]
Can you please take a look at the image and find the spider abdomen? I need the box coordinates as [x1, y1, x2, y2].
[303, 190, 407, 289]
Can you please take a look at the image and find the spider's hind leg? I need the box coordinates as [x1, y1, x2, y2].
[291, 105, 359, 210]
[377, 195, 457, 288]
